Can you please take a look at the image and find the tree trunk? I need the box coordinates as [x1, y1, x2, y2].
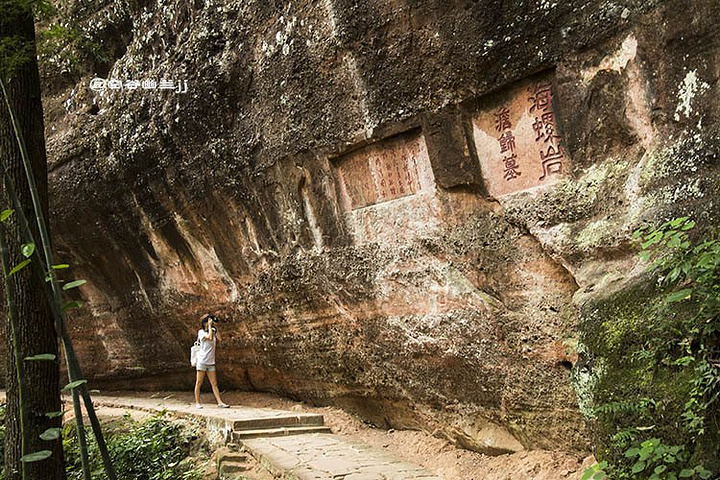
[0, 3, 65, 480]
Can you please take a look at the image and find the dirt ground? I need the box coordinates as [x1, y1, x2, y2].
[81, 389, 594, 480]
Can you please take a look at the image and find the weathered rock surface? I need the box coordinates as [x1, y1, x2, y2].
[17, 0, 720, 455]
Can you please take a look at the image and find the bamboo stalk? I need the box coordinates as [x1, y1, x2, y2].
[71, 389, 91, 480]
[0, 223, 29, 480]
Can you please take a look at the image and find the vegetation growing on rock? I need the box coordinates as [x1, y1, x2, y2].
[579, 218, 719, 478]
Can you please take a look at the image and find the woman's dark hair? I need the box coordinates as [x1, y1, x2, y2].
[201, 314, 218, 330]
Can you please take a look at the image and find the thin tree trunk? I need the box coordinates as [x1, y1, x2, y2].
[0, 3, 65, 480]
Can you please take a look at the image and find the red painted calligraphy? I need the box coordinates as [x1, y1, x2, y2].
[495, 106, 520, 181]
[494, 107, 512, 132]
[529, 82, 565, 180]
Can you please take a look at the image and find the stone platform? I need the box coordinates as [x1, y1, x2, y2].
[88, 392, 443, 480]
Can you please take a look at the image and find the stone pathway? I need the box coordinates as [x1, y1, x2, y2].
[89, 393, 443, 480]
[245, 435, 442, 480]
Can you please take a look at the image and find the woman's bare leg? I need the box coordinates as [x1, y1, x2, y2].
[207, 370, 224, 405]
[194, 370, 206, 405]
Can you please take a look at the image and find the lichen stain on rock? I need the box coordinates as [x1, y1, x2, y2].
[674, 69, 710, 122]
[13, 0, 719, 457]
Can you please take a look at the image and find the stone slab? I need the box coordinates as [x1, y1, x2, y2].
[86, 393, 326, 446]
[243, 433, 443, 480]
[232, 425, 333, 440]
[471, 72, 571, 197]
[232, 414, 325, 430]
[334, 130, 435, 210]
[88, 393, 324, 428]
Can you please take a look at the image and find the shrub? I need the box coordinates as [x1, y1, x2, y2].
[582, 218, 719, 479]
[64, 411, 207, 480]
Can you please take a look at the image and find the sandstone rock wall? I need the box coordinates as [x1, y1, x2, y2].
[24, 0, 720, 454]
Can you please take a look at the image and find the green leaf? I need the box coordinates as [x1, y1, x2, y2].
[632, 460, 647, 473]
[21, 242, 35, 258]
[698, 469, 712, 479]
[62, 379, 87, 391]
[62, 300, 83, 311]
[0, 209, 14, 222]
[39, 427, 61, 441]
[681, 220, 696, 230]
[667, 235, 681, 248]
[580, 467, 595, 480]
[670, 217, 688, 228]
[24, 353, 56, 361]
[8, 258, 31, 276]
[666, 288, 693, 303]
[642, 231, 663, 249]
[655, 465, 667, 474]
[45, 411, 64, 418]
[593, 473, 605, 480]
[625, 447, 640, 458]
[62, 279, 86, 291]
[21, 450, 52, 462]
[679, 469, 693, 478]
[639, 446, 653, 460]
[51, 263, 70, 269]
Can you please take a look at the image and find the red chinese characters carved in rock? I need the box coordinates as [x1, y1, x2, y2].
[529, 82, 565, 180]
[494, 107, 521, 181]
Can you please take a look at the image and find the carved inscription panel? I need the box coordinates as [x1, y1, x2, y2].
[472, 75, 570, 197]
[334, 130, 435, 210]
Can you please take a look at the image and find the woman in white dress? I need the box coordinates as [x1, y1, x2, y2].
[194, 314, 230, 408]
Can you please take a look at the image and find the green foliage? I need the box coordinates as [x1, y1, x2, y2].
[0, 0, 55, 80]
[585, 438, 712, 480]
[581, 460, 608, 480]
[63, 412, 206, 480]
[20, 450, 51, 463]
[62, 279, 86, 290]
[636, 218, 720, 439]
[583, 217, 719, 479]
[24, 353, 56, 361]
[39, 427, 61, 441]
[623, 438, 710, 479]
[36, 20, 108, 80]
[20, 243, 34, 258]
[8, 258, 31, 275]
[594, 398, 656, 417]
[62, 379, 88, 391]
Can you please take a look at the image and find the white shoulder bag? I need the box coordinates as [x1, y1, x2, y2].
[190, 339, 201, 366]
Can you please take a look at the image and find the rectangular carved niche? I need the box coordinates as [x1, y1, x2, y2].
[334, 130, 435, 210]
[472, 73, 571, 197]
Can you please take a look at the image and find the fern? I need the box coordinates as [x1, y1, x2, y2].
[594, 398, 655, 417]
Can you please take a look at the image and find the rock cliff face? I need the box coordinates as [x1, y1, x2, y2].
[28, 0, 720, 454]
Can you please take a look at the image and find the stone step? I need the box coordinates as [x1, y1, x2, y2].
[243, 434, 444, 480]
[232, 425, 332, 441]
[219, 460, 249, 474]
[232, 413, 325, 431]
[218, 452, 249, 463]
